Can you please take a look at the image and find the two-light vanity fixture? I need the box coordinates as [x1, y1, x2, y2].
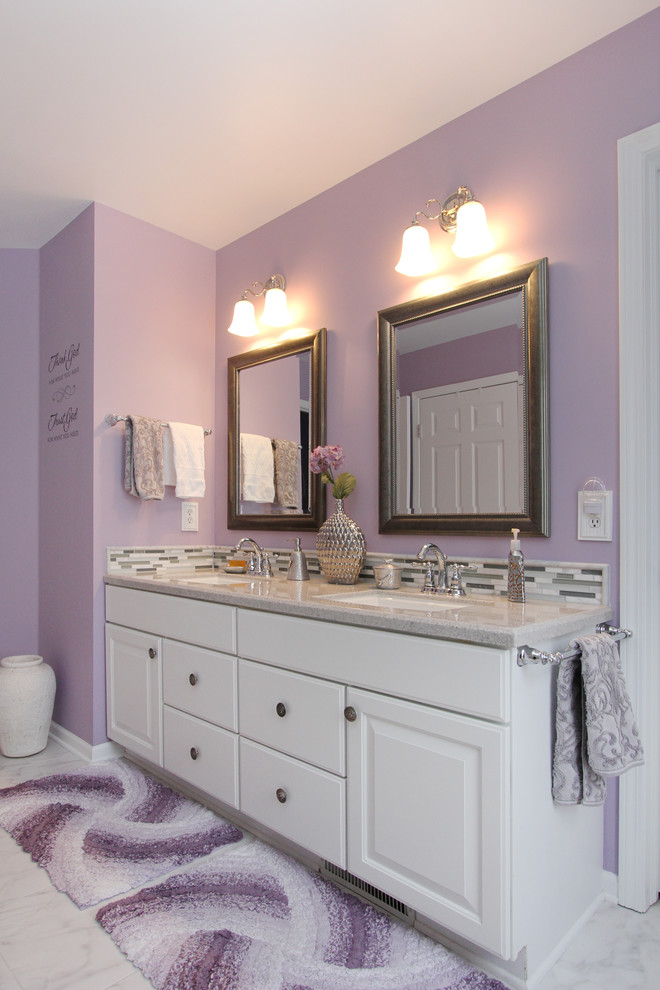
[395, 185, 494, 276]
[227, 273, 290, 337]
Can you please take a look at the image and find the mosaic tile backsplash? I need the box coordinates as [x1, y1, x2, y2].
[106, 546, 609, 605]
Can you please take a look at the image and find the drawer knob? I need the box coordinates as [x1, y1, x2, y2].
[276, 702, 287, 718]
[276, 787, 287, 804]
[344, 705, 357, 722]
[148, 647, 157, 659]
[189, 673, 198, 686]
[190, 747, 200, 761]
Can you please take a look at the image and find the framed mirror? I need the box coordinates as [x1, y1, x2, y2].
[228, 328, 326, 530]
[378, 259, 548, 535]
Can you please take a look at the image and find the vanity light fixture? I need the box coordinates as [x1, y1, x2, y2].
[227, 274, 290, 336]
[395, 186, 494, 276]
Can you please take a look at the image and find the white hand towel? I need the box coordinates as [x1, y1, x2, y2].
[167, 423, 206, 498]
[240, 433, 275, 502]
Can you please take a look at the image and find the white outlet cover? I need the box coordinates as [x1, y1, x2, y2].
[577, 490, 613, 541]
[181, 501, 199, 532]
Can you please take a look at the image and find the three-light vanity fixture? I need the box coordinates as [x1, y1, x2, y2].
[395, 185, 494, 276]
[227, 273, 290, 336]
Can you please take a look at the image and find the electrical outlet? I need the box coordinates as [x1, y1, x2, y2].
[181, 501, 199, 532]
[578, 491, 612, 540]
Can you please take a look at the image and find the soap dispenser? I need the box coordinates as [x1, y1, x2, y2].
[287, 538, 310, 582]
[507, 528, 525, 603]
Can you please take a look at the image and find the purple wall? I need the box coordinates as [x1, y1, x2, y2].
[92, 205, 217, 743]
[39, 207, 96, 742]
[397, 324, 522, 397]
[37, 204, 216, 746]
[213, 12, 660, 872]
[214, 12, 660, 586]
[0, 249, 40, 659]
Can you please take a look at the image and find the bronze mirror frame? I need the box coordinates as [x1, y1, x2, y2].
[227, 327, 327, 530]
[378, 259, 549, 536]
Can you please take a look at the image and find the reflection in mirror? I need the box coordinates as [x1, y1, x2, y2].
[379, 259, 548, 535]
[228, 328, 326, 530]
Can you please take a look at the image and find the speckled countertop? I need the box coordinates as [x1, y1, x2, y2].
[104, 570, 614, 649]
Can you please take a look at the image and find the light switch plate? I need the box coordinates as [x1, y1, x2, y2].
[577, 490, 612, 540]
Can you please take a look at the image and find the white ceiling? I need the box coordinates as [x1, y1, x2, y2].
[1, 1, 655, 250]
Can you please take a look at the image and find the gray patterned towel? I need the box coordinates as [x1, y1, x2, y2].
[273, 438, 299, 508]
[552, 633, 644, 805]
[124, 415, 165, 500]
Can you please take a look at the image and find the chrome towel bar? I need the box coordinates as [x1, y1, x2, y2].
[517, 623, 632, 667]
[105, 413, 212, 436]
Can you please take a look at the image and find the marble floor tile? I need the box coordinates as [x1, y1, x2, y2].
[0, 739, 658, 990]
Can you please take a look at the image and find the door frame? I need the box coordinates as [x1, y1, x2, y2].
[617, 122, 660, 911]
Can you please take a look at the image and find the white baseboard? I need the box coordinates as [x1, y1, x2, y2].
[602, 868, 618, 903]
[49, 722, 124, 763]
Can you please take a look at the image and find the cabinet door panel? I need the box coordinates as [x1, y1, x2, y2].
[105, 624, 163, 766]
[346, 688, 510, 956]
[163, 706, 239, 809]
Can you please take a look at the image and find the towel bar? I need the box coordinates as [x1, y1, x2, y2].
[105, 414, 212, 436]
[517, 623, 632, 666]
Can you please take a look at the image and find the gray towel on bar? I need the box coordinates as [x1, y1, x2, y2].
[124, 415, 165, 500]
[552, 633, 644, 806]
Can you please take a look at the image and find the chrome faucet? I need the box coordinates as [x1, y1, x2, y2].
[234, 538, 272, 577]
[416, 543, 448, 593]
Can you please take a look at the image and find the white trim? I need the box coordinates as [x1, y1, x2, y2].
[601, 869, 618, 904]
[617, 121, 660, 912]
[49, 721, 124, 763]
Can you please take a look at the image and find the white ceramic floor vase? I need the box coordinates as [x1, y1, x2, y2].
[0, 655, 56, 757]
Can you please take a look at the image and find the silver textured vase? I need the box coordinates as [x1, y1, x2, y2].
[316, 498, 366, 584]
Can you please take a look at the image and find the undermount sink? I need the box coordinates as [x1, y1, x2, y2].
[319, 589, 470, 612]
[176, 573, 262, 585]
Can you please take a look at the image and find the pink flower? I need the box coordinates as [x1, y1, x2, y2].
[310, 445, 344, 475]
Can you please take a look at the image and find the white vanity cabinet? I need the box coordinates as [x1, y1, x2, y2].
[236, 607, 511, 956]
[105, 586, 238, 805]
[105, 581, 606, 983]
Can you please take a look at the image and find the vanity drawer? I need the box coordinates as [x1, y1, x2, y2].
[238, 659, 345, 774]
[163, 706, 239, 809]
[237, 610, 509, 722]
[239, 737, 346, 868]
[163, 641, 237, 731]
[106, 585, 235, 653]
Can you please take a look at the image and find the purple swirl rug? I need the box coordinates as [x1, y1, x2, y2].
[97, 839, 509, 990]
[0, 759, 242, 907]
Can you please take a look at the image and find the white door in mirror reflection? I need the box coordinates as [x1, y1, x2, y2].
[412, 373, 523, 514]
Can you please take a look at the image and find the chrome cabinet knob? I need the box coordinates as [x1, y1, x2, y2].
[189, 673, 198, 686]
[344, 706, 357, 722]
[148, 647, 157, 659]
[276, 702, 286, 718]
[276, 787, 287, 804]
[190, 747, 199, 760]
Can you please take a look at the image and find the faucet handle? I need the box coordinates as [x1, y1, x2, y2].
[445, 561, 477, 597]
[412, 559, 437, 592]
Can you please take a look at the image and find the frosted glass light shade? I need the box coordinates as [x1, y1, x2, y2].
[262, 286, 290, 327]
[452, 200, 494, 258]
[395, 222, 435, 276]
[228, 298, 259, 336]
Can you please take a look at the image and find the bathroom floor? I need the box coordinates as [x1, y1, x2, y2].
[0, 740, 657, 990]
